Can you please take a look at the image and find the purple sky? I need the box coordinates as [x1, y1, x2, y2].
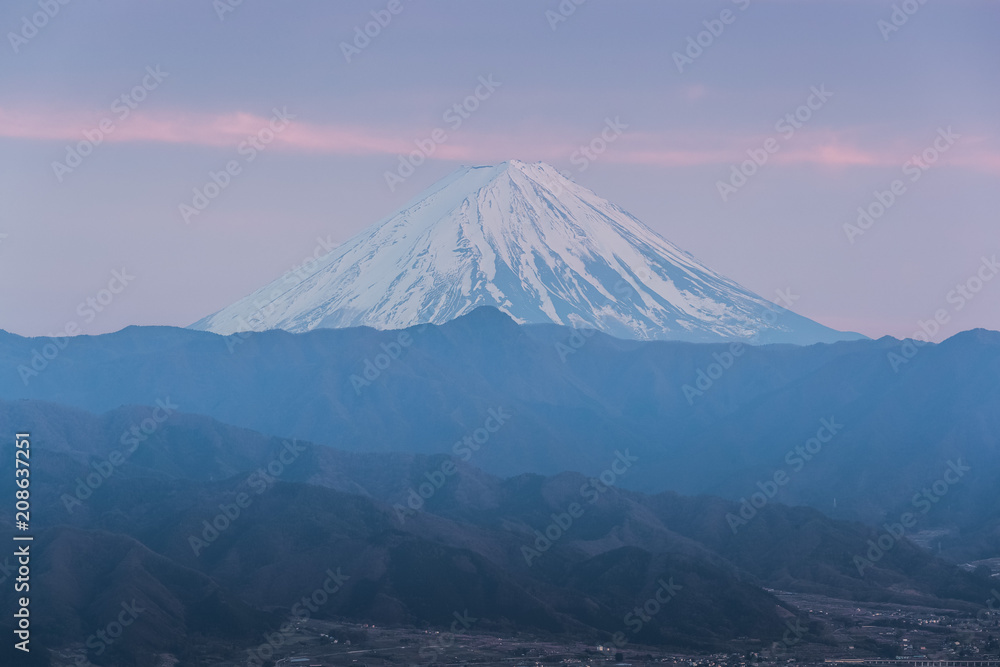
[1, 0, 997, 341]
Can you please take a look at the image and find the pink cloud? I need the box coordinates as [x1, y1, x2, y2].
[0, 107, 409, 155]
[680, 84, 709, 101]
[603, 128, 1000, 172]
[1, 106, 997, 174]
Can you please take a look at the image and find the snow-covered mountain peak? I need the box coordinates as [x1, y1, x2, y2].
[191, 161, 863, 345]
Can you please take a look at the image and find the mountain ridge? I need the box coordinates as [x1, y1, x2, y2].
[2, 398, 995, 664]
[2, 315, 998, 555]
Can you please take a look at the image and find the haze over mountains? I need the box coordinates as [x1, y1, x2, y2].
[2, 163, 994, 664]
[3, 299, 998, 664]
[3, 312, 998, 561]
[1, 399, 996, 665]
[191, 160, 863, 346]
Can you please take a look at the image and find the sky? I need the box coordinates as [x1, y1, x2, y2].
[0, 0, 997, 341]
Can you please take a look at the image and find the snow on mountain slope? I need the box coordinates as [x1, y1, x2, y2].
[191, 160, 863, 344]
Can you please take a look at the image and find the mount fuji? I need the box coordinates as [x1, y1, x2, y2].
[191, 160, 862, 345]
